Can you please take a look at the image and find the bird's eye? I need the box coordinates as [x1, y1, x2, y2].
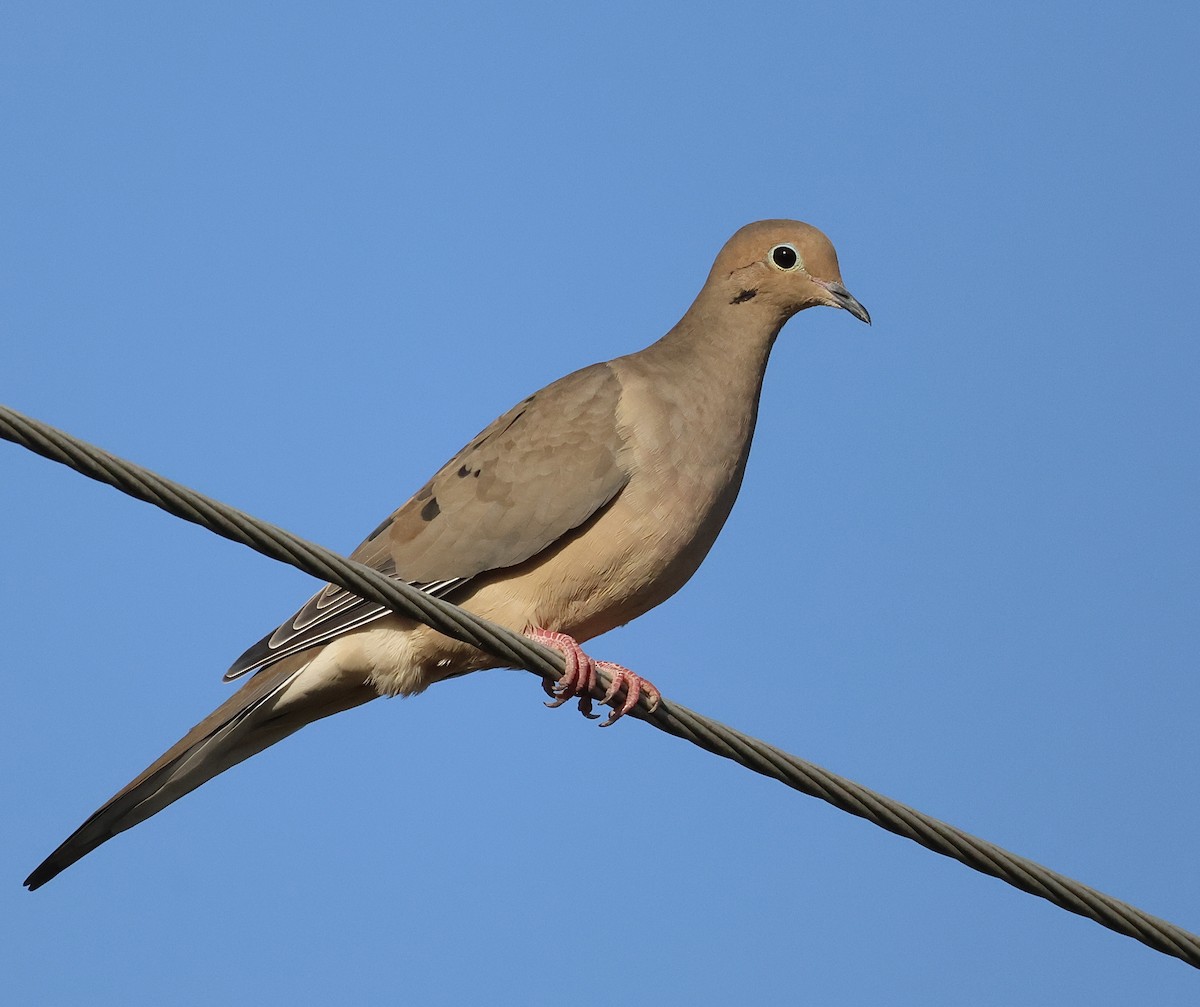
[769, 244, 801, 271]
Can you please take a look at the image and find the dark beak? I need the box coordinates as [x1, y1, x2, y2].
[824, 281, 871, 325]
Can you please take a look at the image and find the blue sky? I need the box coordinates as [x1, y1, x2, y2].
[2, 2, 1198, 1003]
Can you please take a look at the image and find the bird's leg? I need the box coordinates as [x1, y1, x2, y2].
[527, 627, 661, 727]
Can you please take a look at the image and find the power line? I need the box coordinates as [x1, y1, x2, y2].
[3, 401, 1196, 968]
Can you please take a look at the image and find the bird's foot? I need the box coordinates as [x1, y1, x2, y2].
[531, 629, 598, 715]
[593, 659, 662, 728]
[528, 628, 661, 727]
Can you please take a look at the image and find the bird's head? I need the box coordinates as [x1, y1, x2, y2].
[708, 219, 871, 325]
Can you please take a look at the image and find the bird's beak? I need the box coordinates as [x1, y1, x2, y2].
[821, 281, 871, 325]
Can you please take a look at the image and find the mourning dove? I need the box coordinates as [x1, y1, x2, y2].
[25, 219, 869, 889]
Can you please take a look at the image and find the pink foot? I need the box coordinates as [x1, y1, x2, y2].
[527, 627, 661, 727]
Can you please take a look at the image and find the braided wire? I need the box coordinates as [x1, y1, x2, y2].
[2, 402, 1197, 968]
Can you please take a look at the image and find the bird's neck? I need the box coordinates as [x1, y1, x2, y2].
[646, 293, 787, 395]
[620, 296, 788, 486]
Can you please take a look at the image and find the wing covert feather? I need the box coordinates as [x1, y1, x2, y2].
[226, 363, 628, 679]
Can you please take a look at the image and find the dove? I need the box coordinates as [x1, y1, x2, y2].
[25, 219, 870, 889]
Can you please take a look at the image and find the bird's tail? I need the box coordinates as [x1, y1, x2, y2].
[24, 652, 375, 890]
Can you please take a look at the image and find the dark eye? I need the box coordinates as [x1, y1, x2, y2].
[770, 244, 800, 270]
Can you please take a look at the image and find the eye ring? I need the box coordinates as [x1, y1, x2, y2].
[769, 243, 802, 271]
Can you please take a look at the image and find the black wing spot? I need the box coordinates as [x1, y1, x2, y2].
[366, 515, 393, 541]
[497, 408, 527, 437]
[420, 497, 441, 522]
[731, 288, 758, 304]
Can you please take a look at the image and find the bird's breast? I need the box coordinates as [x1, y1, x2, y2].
[439, 349, 768, 654]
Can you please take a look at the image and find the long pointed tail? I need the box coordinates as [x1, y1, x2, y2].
[25, 652, 375, 890]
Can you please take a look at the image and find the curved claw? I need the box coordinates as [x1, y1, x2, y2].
[596, 661, 661, 727]
[529, 628, 595, 710]
[527, 627, 660, 727]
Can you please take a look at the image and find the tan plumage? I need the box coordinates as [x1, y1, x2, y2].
[25, 219, 869, 889]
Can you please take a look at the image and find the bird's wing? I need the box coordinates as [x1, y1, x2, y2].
[225, 362, 629, 679]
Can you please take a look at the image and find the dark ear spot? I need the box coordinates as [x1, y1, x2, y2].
[730, 288, 758, 304]
[420, 497, 441, 522]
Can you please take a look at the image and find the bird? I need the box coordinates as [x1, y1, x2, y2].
[24, 219, 870, 890]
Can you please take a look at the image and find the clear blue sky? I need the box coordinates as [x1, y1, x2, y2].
[3, 3, 1197, 1003]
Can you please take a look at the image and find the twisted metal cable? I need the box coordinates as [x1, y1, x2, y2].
[3, 401, 1197, 969]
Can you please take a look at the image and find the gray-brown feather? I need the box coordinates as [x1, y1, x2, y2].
[25, 654, 374, 890]
[226, 363, 629, 680]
